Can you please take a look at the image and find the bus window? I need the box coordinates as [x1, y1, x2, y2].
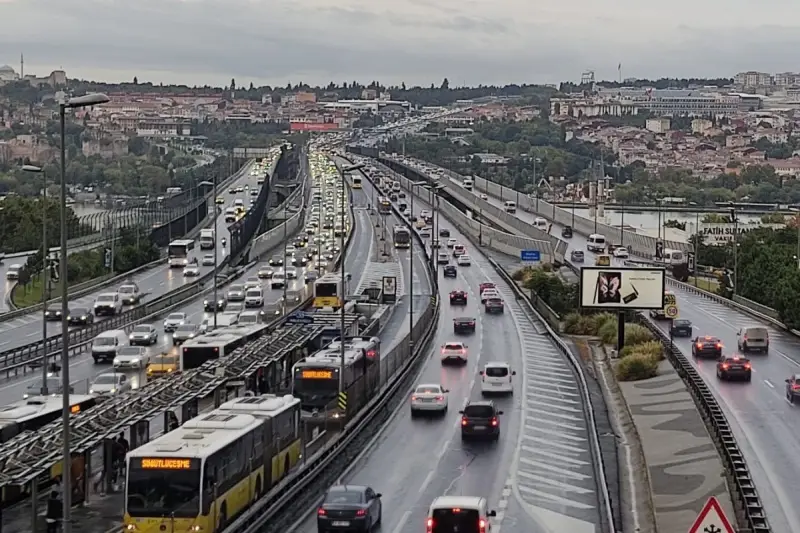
[595, 254, 611, 266]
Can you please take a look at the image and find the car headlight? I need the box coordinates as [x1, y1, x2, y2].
[110, 388, 116, 394]
[89, 389, 94, 394]
[203, 300, 209, 305]
[81, 315, 87, 320]
[129, 334, 135, 340]
[23, 393, 29, 399]
[131, 358, 139, 364]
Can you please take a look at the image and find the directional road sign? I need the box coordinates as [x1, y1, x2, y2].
[520, 250, 541, 263]
[688, 496, 734, 533]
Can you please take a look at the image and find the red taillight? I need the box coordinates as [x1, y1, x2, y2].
[491, 417, 498, 427]
[793, 385, 800, 390]
[318, 508, 326, 516]
[721, 364, 729, 370]
[469, 321, 475, 326]
[436, 396, 444, 401]
[479, 519, 487, 532]
[744, 363, 752, 369]
[356, 509, 367, 517]
[461, 349, 466, 354]
[426, 518, 434, 532]
[411, 396, 418, 401]
[696, 343, 703, 349]
[367, 350, 376, 358]
[743, 335, 748, 341]
[716, 343, 722, 349]
[461, 417, 468, 426]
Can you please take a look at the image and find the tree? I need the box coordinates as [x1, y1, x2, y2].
[133, 76, 138, 85]
[440, 78, 450, 90]
[249, 82, 255, 91]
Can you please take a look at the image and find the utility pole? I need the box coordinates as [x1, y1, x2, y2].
[213, 173, 219, 329]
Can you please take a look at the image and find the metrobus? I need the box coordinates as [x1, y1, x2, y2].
[168, 239, 196, 268]
[292, 338, 381, 413]
[124, 395, 302, 533]
[180, 325, 269, 370]
[313, 272, 349, 309]
[377, 197, 392, 215]
[0, 395, 97, 505]
[393, 225, 411, 248]
[351, 175, 362, 189]
[463, 177, 474, 191]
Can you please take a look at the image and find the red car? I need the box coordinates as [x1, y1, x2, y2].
[449, 290, 468, 305]
[479, 282, 496, 294]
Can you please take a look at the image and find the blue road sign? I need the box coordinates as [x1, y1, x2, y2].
[286, 311, 315, 325]
[520, 250, 541, 262]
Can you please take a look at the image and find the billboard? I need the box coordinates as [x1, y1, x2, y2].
[699, 223, 784, 245]
[290, 122, 339, 132]
[579, 267, 666, 310]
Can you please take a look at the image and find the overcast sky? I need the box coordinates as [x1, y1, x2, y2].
[1, 0, 799, 88]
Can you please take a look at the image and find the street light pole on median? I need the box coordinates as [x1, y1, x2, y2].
[59, 93, 109, 532]
[213, 173, 219, 329]
[409, 180, 427, 345]
[22, 164, 48, 395]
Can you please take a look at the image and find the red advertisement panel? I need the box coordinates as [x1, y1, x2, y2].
[290, 122, 339, 132]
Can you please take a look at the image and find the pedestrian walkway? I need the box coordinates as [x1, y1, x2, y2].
[2, 490, 123, 533]
[617, 359, 734, 533]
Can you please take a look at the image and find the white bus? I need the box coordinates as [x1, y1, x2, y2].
[351, 175, 362, 189]
[587, 234, 607, 252]
[180, 324, 269, 370]
[463, 177, 474, 191]
[168, 239, 195, 268]
[504, 201, 517, 214]
[123, 396, 302, 533]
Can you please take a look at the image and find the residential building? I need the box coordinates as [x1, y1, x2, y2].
[646, 118, 670, 134]
[691, 119, 713, 135]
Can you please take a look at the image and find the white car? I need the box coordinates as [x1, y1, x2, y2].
[245, 287, 264, 307]
[480, 288, 500, 302]
[183, 264, 200, 276]
[285, 266, 298, 279]
[446, 238, 457, 248]
[113, 346, 150, 370]
[437, 252, 449, 265]
[163, 312, 187, 332]
[93, 293, 122, 316]
[244, 276, 261, 290]
[129, 324, 158, 346]
[453, 244, 466, 257]
[613, 247, 630, 258]
[480, 193, 488, 200]
[480, 362, 516, 395]
[89, 372, 131, 396]
[271, 271, 286, 289]
[410, 383, 449, 416]
[201, 254, 215, 266]
[441, 341, 468, 364]
[457, 254, 472, 266]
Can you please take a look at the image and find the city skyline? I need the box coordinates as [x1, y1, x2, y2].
[1, 0, 800, 88]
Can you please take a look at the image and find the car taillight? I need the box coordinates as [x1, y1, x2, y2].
[721, 364, 729, 370]
[426, 518, 434, 533]
[793, 384, 800, 390]
[479, 519, 487, 532]
[411, 396, 417, 401]
[716, 343, 722, 349]
[744, 363, 752, 369]
[461, 417, 468, 426]
[491, 417, 498, 427]
[356, 509, 367, 517]
[743, 335, 748, 341]
[318, 508, 326, 516]
[469, 321, 475, 326]
[696, 343, 702, 349]
[461, 349, 466, 354]
[436, 396, 444, 401]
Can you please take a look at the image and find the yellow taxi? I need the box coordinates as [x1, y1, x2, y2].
[146, 353, 180, 378]
[215, 196, 225, 204]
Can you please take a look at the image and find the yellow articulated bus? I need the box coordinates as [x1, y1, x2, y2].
[351, 175, 362, 189]
[124, 394, 302, 533]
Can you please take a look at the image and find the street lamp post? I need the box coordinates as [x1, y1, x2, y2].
[22, 165, 49, 394]
[59, 93, 109, 531]
[729, 203, 738, 296]
[213, 174, 219, 329]
[338, 162, 364, 395]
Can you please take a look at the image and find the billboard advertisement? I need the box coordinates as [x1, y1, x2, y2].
[290, 122, 339, 132]
[579, 267, 666, 310]
[699, 223, 784, 245]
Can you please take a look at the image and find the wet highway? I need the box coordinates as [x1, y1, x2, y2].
[291, 163, 605, 533]
[0, 161, 261, 353]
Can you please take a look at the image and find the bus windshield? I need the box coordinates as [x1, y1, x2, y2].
[126, 461, 200, 518]
[393, 229, 410, 244]
[315, 282, 337, 297]
[168, 242, 192, 258]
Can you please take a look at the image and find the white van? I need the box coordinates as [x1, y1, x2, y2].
[391, 181, 401, 193]
[480, 362, 516, 395]
[463, 178, 474, 191]
[662, 248, 685, 265]
[503, 201, 516, 214]
[587, 233, 606, 252]
[427, 496, 497, 533]
[91, 329, 128, 364]
[224, 207, 237, 223]
[533, 217, 548, 230]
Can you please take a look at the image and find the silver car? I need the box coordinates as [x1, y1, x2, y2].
[173, 324, 202, 345]
[89, 372, 131, 396]
[227, 284, 245, 302]
[163, 313, 187, 332]
[129, 324, 158, 346]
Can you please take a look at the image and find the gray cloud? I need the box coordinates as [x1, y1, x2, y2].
[1, 0, 799, 87]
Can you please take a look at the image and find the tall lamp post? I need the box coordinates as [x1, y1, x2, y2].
[22, 165, 49, 394]
[424, 183, 445, 288]
[409, 180, 427, 344]
[59, 93, 109, 532]
[338, 162, 364, 395]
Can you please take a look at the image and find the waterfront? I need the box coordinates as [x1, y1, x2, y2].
[568, 207, 765, 231]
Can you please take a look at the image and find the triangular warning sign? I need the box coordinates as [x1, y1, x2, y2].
[688, 496, 735, 533]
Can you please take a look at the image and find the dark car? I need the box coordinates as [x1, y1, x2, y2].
[460, 401, 503, 441]
[716, 356, 751, 382]
[449, 290, 467, 305]
[670, 319, 693, 337]
[399, 191, 406, 199]
[269, 256, 284, 267]
[439, 228, 451, 238]
[204, 296, 227, 312]
[692, 336, 722, 358]
[317, 484, 382, 533]
[562, 226, 573, 238]
[485, 297, 505, 314]
[785, 375, 800, 404]
[443, 265, 458, 278]
[45, 306, 64, 321]
[67, 307, 94, 326]
[292, 255, 309, 267]
[453, 317, 476, 334]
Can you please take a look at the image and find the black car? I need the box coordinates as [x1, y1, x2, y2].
[670, 319, 693, 337]
[716, 356, 751, 382]
[562, 226, 573, 238]
[390, 194, 398, 201]
[399, 192, 406, 199]
[269, 256, 284, 267]
[453, 317, 476, 334]
[443, 265, 458, 278]
[439, 228, 451, 238]
[317, 484, 382, 533]
[204, 297, 227, 312]
[449, 290, 467, 305]
[692, 336, 722, 358]
[44, 306, 63, 321]
[67, 307, 93, 326]
[785, 375, 800, 404]
[292, 255, 309, 267]
[460, 401, 503, 441]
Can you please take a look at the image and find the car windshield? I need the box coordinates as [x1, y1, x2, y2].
[415, 386, 440, 394]
[176, 325, 196, 333]
[488, 298, 503, 304]
[71, 308, 89, 315]
[119, 286, 135, 293]
[167, 314, 184, 320]
[98, 295, 114, 302]
[464, 405, 494, 418]
[246, 289, 261, 296]
[117, 347, 143, 356]
[93, 374, 118, 385]
[230, 285, 243, 292]
[444, 343, 463, 350]
[486, 366, 509, 377]
[456, 317, 473, 323]
[324, 490, 362, 504]
[94, 337, 116, 346]
[675, 319, 690, 326]
[133, 326, 151, 333]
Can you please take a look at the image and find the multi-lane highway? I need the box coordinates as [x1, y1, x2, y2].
[440, 161, 800, 532]
[0, 163, 262, 354]
[291, 164, 605, 533]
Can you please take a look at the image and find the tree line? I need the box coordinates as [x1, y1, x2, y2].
[0, 197, 91, 254]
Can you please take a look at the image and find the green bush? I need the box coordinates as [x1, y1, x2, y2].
[599, 319, 618, 344]
[563, 312, 618, 336]
[619, 340, 664, 360]
[616, 353, 659, 381]
[625, 324, 654, 346]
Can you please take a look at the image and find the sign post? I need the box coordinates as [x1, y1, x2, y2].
[520, 250, 541, 264]
[688, 496, 734, 533]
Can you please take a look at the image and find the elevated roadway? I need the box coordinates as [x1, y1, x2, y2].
[445, 162, 800, 532]
[291, 164, 606, 533]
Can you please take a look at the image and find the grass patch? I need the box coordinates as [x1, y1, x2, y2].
[688, 276, 719, 292]
[11, 275, 109, 309]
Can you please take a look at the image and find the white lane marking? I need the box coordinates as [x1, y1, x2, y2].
[390, 510, 413, 533]
[765, 379, 775, 388]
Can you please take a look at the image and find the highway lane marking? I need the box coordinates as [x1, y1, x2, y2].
[765, 379, 775, 388]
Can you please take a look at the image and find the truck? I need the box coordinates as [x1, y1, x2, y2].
[199, 228, 215, 249]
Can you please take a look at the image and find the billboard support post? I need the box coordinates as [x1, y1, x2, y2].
[617, 310, 626, 351]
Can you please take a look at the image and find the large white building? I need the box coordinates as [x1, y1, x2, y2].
[0, 65, 19, 83]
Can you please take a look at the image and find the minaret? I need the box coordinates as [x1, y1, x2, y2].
[20, 53, 23, 78]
